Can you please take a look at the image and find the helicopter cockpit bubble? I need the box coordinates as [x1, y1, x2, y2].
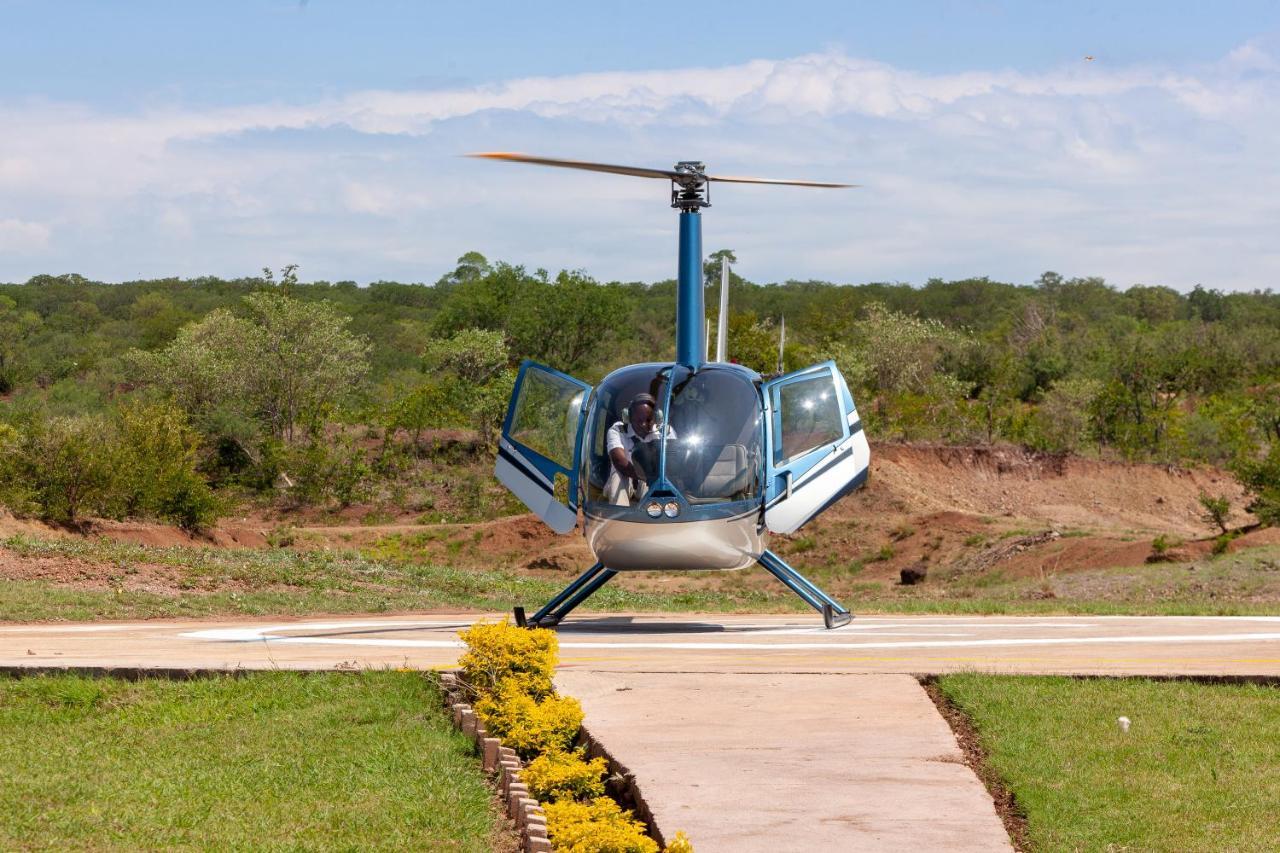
[582, 362, 764, 514]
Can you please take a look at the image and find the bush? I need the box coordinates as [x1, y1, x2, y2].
[12, 415, 119, 523]
[0, 404, 218, 529]
[473, 680, 583, 759]
[664, 832, 695, 853]
[523, 748, 607, 803]
[286, 432, 372, 508]
[544, 797, 658, 853]
[1212, 532, 1238, 556]
[1197, 492, 1231, 535]
[0, 423, 32, 513]
[458, 620, 558, 700]
[1232, 445, 1280, 528]
[114, 401, 218, 530]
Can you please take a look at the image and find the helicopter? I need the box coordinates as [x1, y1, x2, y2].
[471, 153, 870, 629]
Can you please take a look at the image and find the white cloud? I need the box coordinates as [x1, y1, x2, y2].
[0, 218, 51, 253]
[1, 46, 1278, 288]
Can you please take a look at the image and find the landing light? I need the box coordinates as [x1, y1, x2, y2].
[663, 501, 680, 518]
[646, 501, 662, 518]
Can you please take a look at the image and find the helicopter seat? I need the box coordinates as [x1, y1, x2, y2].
[691, 443, 751, 502]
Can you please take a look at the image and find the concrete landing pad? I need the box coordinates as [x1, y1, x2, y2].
[5, 613, 1280, 676]
[557, 671, 1011, 853]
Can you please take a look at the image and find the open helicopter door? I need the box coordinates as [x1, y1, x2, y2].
[496, 360, 592, 535]
[763, 361, 869, 534]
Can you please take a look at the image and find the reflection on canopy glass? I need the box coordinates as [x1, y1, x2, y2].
[665, 367, 763, 504]
[774, 374, 843, 464]
[509, 368, 586, 470]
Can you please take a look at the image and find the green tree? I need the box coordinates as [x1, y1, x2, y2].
[132, 292, 370, 442]
[703, 248, 739, 288]
[13, 416, 119, 524]
[114, 401, 219, 530]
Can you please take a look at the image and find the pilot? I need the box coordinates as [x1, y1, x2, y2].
[604, 392, 676, 505]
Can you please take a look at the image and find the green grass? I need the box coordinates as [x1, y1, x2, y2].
[5, 534, 1280, 622]
[0, 534, 788, 622]
[0, 671, 504, 850]
[936, 674, 1280, 852]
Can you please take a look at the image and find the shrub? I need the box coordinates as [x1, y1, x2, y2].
[473, 680, 583, 759]
[286, 432, 371, 508]
[664, 832, 695, 853]
[544, 797, 658, 853]
[1197, 492, 1231, 535]
[522, 747, 607, 803]
[13, 415, 119, 523]
[114, 401, 218, 530]
[458, 620, 558, 700]
[0, 423, 33, 513]
[1232, 445, 1280, 528]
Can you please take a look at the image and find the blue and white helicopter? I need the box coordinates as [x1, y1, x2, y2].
[471, 153, 870, 629]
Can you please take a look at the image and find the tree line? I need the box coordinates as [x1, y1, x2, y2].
[1, 255, 1278, 528]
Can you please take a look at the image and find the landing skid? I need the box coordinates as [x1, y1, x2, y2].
[518, 561, 617, 629]
[516, 550, 851, 631]
[758, 549, 853, 628]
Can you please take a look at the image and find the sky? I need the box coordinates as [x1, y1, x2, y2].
[2, 1, 1279, 290]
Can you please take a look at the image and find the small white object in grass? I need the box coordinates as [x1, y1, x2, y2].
[1118, 716, 1131, 733]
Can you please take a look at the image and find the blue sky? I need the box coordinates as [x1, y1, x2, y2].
[3, 1, 1279, 289]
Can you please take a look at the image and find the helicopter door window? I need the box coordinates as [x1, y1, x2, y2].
[774, 374, 843, 465]
[497, 361, 592, 535]
[508, 369, 587, 471]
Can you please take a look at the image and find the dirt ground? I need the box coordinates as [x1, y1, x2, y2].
[2, 442, 1275, 597]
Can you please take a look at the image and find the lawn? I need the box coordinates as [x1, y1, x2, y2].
[0, 671, 509, 850]
[935, 674, 1280, 852]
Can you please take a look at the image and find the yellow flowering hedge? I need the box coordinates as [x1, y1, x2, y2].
[457, 620, 694, 851]
[523, 747, 608, 802]
[458, 619, 558, 699]
[663, 831, 694, 853]
[544, 797, 659, 853]
[474, 679, 584, 760]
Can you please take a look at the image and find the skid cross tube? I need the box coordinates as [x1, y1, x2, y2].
[525, 561, 618, 628]
[758, 549, 853, 629]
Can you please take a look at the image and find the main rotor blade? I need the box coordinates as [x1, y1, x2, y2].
[468, 152, 857, 188]
[467, 152, 678, 181]
[707, 174, 856, 188]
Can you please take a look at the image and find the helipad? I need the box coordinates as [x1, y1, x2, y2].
[5, 613, 1280, 676]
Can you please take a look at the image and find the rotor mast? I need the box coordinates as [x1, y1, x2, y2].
[672, 162, 709, 369]
[465, 152, 852, 371]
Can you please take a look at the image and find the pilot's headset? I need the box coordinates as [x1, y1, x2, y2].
[624, 392, 662, 439]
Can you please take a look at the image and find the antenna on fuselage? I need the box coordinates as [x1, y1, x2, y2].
[715, 260, 730, 363]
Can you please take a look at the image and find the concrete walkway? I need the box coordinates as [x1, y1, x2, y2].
[557, 671, 1012, 853]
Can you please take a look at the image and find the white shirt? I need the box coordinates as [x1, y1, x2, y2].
[603, 420, 676, 505]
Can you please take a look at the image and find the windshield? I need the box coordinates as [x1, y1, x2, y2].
[583, 363, 764, 509]
[582, 364, 673, 506]
[665, 366, 764, 504]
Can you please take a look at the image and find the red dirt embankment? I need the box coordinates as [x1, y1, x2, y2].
[1, 443, 1273, 589]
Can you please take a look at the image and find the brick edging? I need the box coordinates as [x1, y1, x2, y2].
[438, 672, 552, 853]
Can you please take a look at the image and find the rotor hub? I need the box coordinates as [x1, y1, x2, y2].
[671, 161, 710, 211]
